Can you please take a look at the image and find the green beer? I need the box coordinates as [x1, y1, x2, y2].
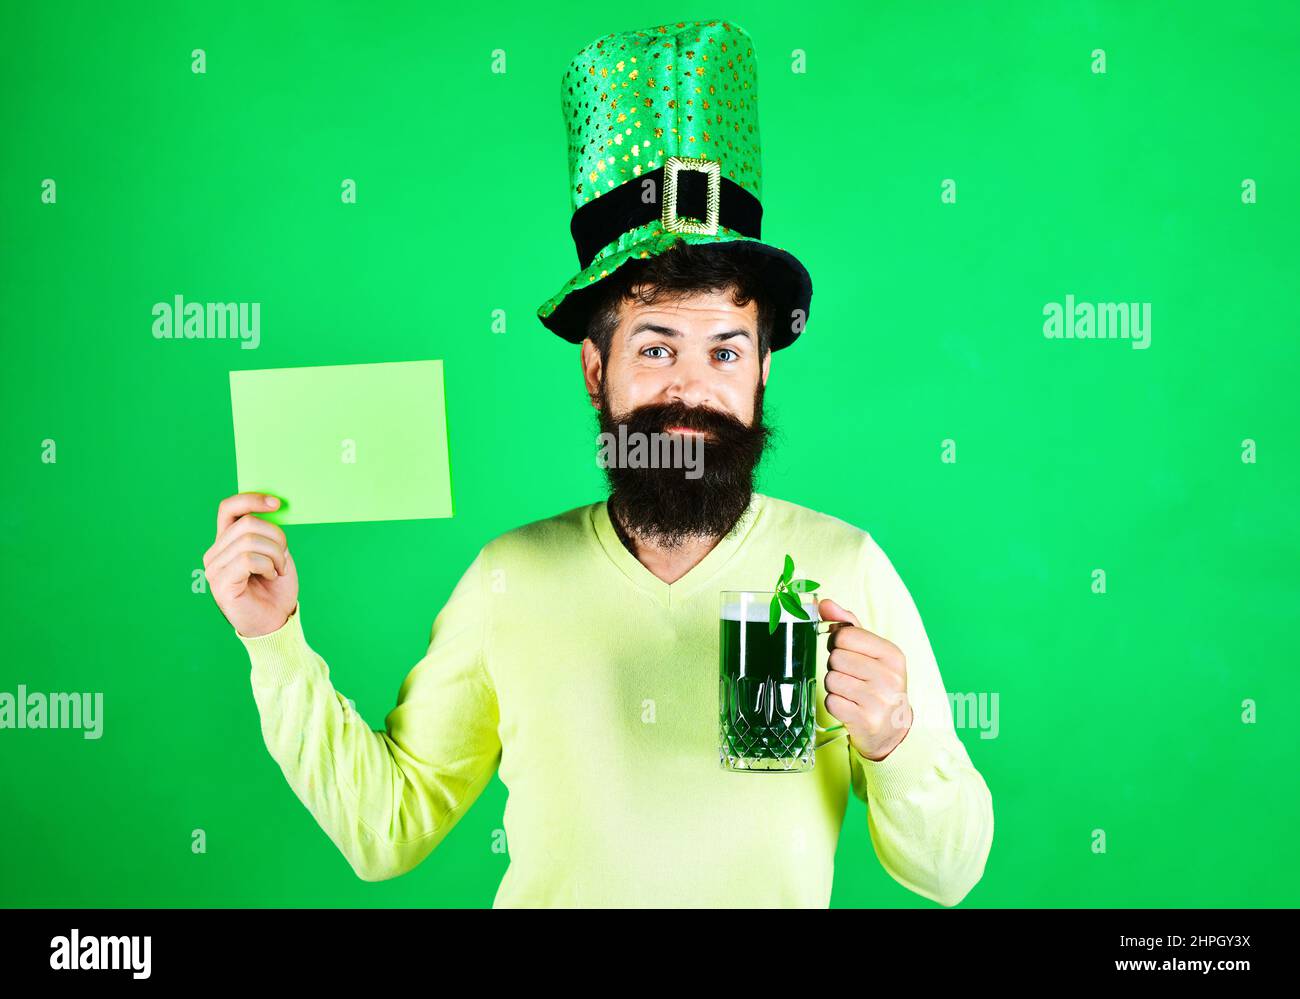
[719, 590, 829, 771]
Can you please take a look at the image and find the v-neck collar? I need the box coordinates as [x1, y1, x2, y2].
[590, 492, 767, 609]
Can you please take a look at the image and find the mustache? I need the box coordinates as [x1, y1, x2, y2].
[606, 400, 756, 441]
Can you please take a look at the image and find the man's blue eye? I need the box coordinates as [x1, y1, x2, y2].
[716, 348, 737, 362]
[643, 346, 668, 358]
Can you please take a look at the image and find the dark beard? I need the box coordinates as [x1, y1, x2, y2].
[595, 379, 773, 551]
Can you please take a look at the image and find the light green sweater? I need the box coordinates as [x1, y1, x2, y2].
[238, 492, 994, 907]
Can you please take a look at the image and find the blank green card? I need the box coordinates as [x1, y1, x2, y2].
[229, 359, 453, 525]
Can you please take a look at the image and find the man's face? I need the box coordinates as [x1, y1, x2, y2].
[581, 285, 774, 548]
[581, 286, 770, 429]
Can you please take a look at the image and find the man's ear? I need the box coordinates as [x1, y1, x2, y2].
[581, 339, 603, 409]
[760, 349, 771, 387]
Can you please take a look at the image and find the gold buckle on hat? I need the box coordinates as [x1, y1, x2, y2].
[662, 156, 720, 235]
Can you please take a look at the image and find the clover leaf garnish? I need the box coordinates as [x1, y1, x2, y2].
[769, 553, 820, 634]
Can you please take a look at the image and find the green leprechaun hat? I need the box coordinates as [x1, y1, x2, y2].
[536, 18, 813, 350]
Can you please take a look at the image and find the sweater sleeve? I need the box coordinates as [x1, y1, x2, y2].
[847, 533, 994, 907]
[237, 549, 501, 882]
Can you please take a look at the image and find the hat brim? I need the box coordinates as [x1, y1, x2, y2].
[536, 222, 813, 351]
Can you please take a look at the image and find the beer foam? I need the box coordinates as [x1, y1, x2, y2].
[722, 595, 819, 624]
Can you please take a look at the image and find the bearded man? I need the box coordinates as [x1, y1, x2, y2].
[203, 19, 993, 908]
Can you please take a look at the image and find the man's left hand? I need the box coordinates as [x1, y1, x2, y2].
[818, 598, 913, 761]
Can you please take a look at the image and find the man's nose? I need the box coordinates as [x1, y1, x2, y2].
[665, 358, 712, 409]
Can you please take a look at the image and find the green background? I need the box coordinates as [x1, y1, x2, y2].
[2, 1, 1296, 907]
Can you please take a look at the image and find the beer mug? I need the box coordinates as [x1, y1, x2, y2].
[718, 589, 847, 772]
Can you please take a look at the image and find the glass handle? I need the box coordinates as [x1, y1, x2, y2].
[815, 620, 850, 636]
[815, 617, 849, 742]
[814, 721, 847, 749]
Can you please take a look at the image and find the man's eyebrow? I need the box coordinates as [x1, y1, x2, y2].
[709, 329, 753, 343]
[629, 323, 681, 338]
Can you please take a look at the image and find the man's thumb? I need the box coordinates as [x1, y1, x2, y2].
[818, 598, 860, 627]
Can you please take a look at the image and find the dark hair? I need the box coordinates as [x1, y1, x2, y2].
[583, 241, 776, 364]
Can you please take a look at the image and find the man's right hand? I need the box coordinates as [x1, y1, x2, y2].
[204, 492, 299, 638]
